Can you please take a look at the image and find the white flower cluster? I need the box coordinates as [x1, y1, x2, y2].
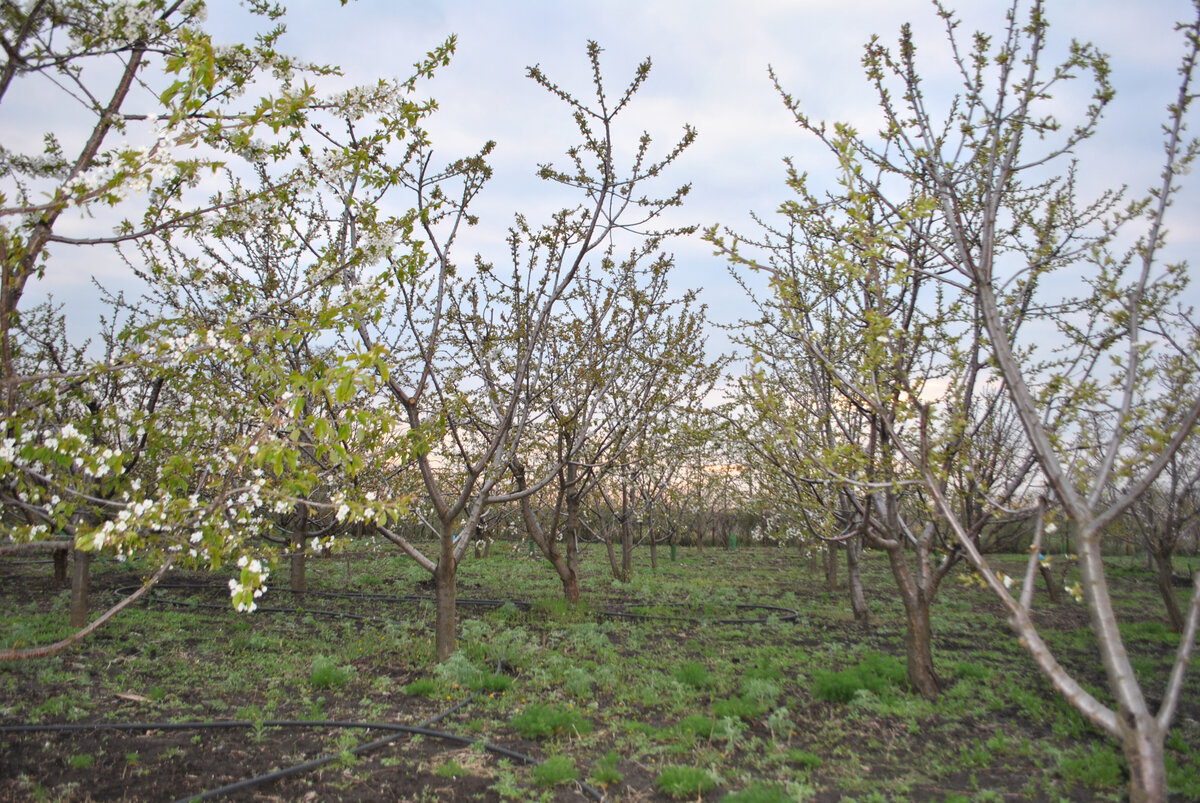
[228, 554, 269, 613]
[159, 329, 236, 365]
[90, 494, 170, 550]
[66, 120, 186, 203]
[85, 1, 162, 46]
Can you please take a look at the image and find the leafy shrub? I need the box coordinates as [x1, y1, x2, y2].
[590, 750, 623, 786]
[813, 651, 906, 703]
[723, 781, 792, 802]
[674, 660, 713, 688]
[510, 702, 592, 739]
[309, 655, 353, 690]
[656, 765, 717, 799]
[533, 755, 577, 787]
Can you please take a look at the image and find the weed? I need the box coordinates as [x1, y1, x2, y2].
[510, 702, 592, 739]
[674, 660, 713, 688]
[1058, 745, 1125, 790]
[66, 754, 94, 770]
[712, 694, 766, 719]
[435, 759, 467, 779]
[331, 731, 359, 769]
[766, 706, 794, 740]
[785, 749, 822, 770]
[723, 781, 792, 802]
[563, 666, 593, 698]
[677, 713, 717, 739]
[656, 765, 717, 799]
[532, 754, 577, 787]
[951, 660, 992, 680]
[309, 655, 353, 690]
[433, 652, 481, 689]
[813, 651, 907, 703]
[590, 750, 623, 786]
[1167, 750, 1200, 799]
[714, 715, 748, 752]
[741, 677, 782, 707]
[402, 677, 436, 696]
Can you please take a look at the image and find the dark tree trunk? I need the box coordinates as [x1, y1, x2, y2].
[620, 486, 633, 583]
[514, 463, 581, 602]
[824, 541, 838, 591]
[53, 548, 68, 586]
[1151, 551, 1185, 633]
[1038, 562, 1062, 604]
[604, 527, 621, 581]
[290, 502, 309, 593]
[70, 549, 90, 628]
[885, 546, 941, 699]
[434, 523, 457, 662]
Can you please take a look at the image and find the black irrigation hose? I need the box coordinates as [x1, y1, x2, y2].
[19, 583, 797, 799]
[124, 582, 799, 625]
[0, 718, 604, 801]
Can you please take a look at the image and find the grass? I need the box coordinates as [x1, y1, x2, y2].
[0, 544, 1196, 802]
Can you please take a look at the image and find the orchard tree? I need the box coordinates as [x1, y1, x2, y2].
[712, 158, 1041, 696]
[511, 255, 716, 600]
[359, 41, 696, 661]
[714, 1, 1200, 797]
[0, 1, 438, 658]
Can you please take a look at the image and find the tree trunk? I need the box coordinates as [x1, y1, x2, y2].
[604, 530, 621, 581]
[69, 549, 90, 628]
[620, 485, 633, 583]
[290, 502, 308, 593]
[847, 533, 869, 627]
[648, 509, 658, 570]
[516, 481, 581, 602]
[1038, 562, 1062, 604]
[885, 546, 940, 699]
[824, 541, 838, 591]
[434, 525, 457, 662]
[53, 548, 68, 586]
[1151, 551, 1185, 633]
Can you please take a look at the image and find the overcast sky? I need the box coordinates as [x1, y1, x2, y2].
[21, 0, 1200, 360]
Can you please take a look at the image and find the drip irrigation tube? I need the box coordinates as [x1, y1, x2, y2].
[10, 584, 798, 799]
[123, 582, 799, 625]
[0, 718, 604, 801]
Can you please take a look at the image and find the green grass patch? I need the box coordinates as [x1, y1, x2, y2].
[510, 702, 592, 739]
[533, 754, 577, 786]
[723, 781, 792, 802]
[308, 655, 353, 690]
[813, 650, 907, 703]
[656, 765, 717, 799]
